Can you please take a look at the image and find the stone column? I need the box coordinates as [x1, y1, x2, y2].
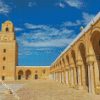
[59, 72, 62, 83]
[55, 72, 57, 81]
[71, 68, 74, 87]
[57, 72, 59, 81]
[23, 72, 25, 80]
[49, 74, 53, 80]
[69, 69, 72, 87]
[62, 72, 64, 83]
[77, 65, 82, 89]
[66, 70, 69, 85]
[73, 67, 77, 86]
[88, 62, 95, 94]
[54, 73, 56, 80]
[52, 73, 54, 80]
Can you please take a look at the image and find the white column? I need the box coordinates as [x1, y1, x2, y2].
[77, 66, 82, 88]
[60, 72, 62, 83]
[62, 72, 64, 83]
[54, 73, 56, 80]
[66, 70, 69, 85]
[71, 68, 74, 86]
[88, 63, 95, 94]
[56, 73, 58, 81]
[55, 72, 57, 80]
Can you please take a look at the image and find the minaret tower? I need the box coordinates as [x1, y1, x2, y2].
[0, 21, 18, 80]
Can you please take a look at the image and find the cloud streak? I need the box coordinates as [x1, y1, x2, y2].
[0, 0, 11, 15]
[65, 0, 82, 8]
[56, 0, 83, 9]
[17, 23, 75, 55]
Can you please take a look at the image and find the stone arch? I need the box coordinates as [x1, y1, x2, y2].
[90, 29, 100, 81]
[62, 57, 65, 67]
[79, 43, 89, 88]
[18, 70, 23, 80]
[71, 50, 78, 85]
[25, 70, 31, 80]
[66, 54, 71, 84]
[66, 55, 70, 66]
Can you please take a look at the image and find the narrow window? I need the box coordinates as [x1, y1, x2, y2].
[3, 49, 6, 53]
[3, 57, 6, 61]
[3, 66, 5, 70]
[2, 76, 5, 80]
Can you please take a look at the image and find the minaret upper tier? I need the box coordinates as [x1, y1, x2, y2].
[0, 21, 16, 41]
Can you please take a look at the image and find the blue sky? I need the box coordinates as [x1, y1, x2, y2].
[0, 0, 100, 66]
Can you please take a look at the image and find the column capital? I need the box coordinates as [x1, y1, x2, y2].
[76, 59, 83, 66]
[87, 54, 95, 64]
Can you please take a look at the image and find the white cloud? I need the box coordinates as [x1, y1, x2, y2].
[65, 0, 82, 8]
[62, 12, 95, 27]
[17, 24, 75, 55]
[82, 12, 94, 25]
[18, 12, 95, 56]
[28, 2, 37, 7]
[63, 20, 81, 27]
[56, 0, 83, 9]
[24, 23, 49, 30]
[18, 48, 33, 56]
[22, 38, 73, 47]
[0, 0, 11, 15]
[56, 2, 65, 8]
[15, 27, 23, 32]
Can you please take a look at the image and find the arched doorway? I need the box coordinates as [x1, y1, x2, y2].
[25, 70, 31, 80]
[79, 43, 89, 88]
[91, 30, 100, 80]
[71, 50, 78, 85]
[35, 74, 38, 80]
[18, 70, 23, 80]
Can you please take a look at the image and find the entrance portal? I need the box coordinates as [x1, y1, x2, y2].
[25, 70, 31, 80]
[35, 74, 38, 79]
[18, 75, 21, 80]
[18, 70, 23, 80]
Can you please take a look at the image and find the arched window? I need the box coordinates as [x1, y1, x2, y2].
[6, 27, 9, 32]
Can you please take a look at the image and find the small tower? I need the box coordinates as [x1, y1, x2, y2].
[0, 21, 18, 80]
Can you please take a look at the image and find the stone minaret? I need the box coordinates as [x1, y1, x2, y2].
[0, 21, 18, 80]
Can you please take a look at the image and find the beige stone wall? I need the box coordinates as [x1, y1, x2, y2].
[16, 66, 50, 80]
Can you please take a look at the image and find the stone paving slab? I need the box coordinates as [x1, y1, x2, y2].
[0, 83, 24, 100]
[1, 80, 100, 100]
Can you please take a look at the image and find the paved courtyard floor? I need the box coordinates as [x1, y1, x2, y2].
[0, 80, 100, 100]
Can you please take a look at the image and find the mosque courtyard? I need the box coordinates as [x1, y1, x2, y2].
[0, 80, 99, 100]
